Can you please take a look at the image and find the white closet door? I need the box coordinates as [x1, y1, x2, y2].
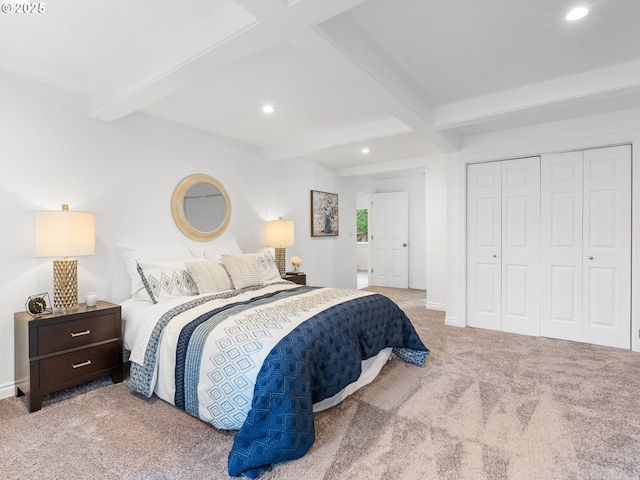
[501, 157, 540, 336]
[582, 145, 631, 349]
[540, 152, 583, 341]
[467, 162, 502, 331]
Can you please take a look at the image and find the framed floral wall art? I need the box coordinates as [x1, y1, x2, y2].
[310, 190, 339, 237]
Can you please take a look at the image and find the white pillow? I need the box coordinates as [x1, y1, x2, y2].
[185, 258, 234, 293]
[190, 238, 243, 258]
[221, 254, 265, 290]
[253, 249, 282, 283]
[120, 243, 192, 300]
[136, 260, 198, 303]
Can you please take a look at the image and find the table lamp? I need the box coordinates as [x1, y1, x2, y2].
[35, 204, 95, 310]
[266, 216, 294, 277]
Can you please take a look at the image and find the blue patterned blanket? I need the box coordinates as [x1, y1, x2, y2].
[128, 285, 428, 478]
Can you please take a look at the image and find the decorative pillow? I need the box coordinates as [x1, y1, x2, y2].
[191, 237, 243, 258]
[120, 243, 192, 300]
[185, 258, 234, 293]
[253, 249, 282, 283]
[221, 254, 265, 290]
[136, 260, 198, 303]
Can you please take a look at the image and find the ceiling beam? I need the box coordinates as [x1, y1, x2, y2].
[88, 0, 460, 160]
[307, 14, 459, 153]
[89, 3, 277, 121]
[336, 156, 427, 177]
[433, 59, 640, 130]
[263, 117, 412, 161]
[89, 0, 369, 122]
[235, 0, 368, 32]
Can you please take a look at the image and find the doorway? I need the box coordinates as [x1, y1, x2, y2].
[356, 192, 371, 289]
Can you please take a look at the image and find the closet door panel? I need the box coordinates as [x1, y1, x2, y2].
[501, 157, 540, 336]
[540, 152, 583, 341]
[582, 145, 631, 349]
[467, 162, 501, 330]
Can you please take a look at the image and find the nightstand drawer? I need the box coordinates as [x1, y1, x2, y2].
[38, 314, 117, 355]
[39, 342, 118, 390]
[283, 272, 306, 285]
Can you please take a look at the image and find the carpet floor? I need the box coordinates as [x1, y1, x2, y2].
[2, 287, 640, 479]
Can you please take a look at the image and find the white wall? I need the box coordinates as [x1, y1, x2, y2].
[0, 71, 359, 398]
[275, 159, 358, 289]
[424, 158, 447, 310]
[444, 106, 640, 353]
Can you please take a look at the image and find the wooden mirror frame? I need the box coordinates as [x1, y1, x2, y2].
[171, 174, 231, 241]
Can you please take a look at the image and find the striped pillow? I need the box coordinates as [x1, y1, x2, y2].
[185, 258, 234, 293]
[221, 254, 265, 290]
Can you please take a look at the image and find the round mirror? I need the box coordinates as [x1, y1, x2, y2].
[171, 174, 231, 241]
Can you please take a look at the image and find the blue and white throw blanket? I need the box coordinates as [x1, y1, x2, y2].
[128, 283, 429, 478]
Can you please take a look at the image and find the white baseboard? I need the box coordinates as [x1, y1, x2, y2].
[425, 302, 446, 311]
[445, 315, 464, 327]
[0, 382, 15, 400]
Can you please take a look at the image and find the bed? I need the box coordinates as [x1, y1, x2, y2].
[113, 241, 429, 478]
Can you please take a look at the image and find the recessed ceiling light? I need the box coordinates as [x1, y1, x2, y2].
[361, 148, 370, 154]
[262, 105, 274, 114]
[566, 7, 589, 21]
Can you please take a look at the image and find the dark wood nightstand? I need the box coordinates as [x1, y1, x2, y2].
[14, 301, 124, 412]
[283, 272, 306, 285]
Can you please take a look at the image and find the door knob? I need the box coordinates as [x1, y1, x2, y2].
[493, 254, 497, 258]
[589, 256, 594, 260]
[402, 243, 407, 247]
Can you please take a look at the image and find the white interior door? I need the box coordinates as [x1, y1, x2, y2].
[582, 145, 631, 349]
[540, 151, 584, 341]
[501, 157, 540, 336]
[467, 162, 502, 330]
[371, 192, 409, 288]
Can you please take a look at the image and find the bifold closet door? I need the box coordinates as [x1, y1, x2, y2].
[540, 152, 583, 341]
[467, 162, 502, 331]
[467, 157, 540, 334]
[501, 158, 540, 336]
[541, 145, 631, 349]
[583, 146, 631, 348]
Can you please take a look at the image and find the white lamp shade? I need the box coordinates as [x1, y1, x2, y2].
[265, 217, 294, 247]
[35, 210, 95, 257]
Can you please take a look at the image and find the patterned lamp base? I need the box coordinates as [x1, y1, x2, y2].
[274, 247, 286, 277]
[52, 259, 78, 310]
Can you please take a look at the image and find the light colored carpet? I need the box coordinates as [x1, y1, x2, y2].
[2, 287, 640, 479]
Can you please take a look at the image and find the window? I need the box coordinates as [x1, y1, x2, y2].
[356, 209, 368, 243]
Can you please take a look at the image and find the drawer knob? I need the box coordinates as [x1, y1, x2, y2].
[71, 330, 91, 338]
[72, 360, 92, 369]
